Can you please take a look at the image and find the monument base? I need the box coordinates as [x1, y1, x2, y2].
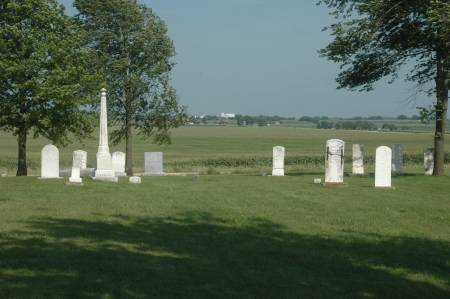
[69, 178, 83, 184]
[272, 169, 285, 176]
[94, 169, 118, 182]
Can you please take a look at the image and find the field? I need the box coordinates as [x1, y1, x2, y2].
[1, 126, 449, 175]
[0, 174, 449, 298]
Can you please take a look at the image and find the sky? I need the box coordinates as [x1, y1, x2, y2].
[59, 0, 431, 117]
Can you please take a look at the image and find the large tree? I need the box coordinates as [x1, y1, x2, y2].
[74, 0, 187, 176]
[319, 0, 450, 175]
[0, 0, 98, 176]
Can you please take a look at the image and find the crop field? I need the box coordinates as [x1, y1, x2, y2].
[1, 126, 449, 175]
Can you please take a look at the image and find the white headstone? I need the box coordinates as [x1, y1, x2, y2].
[112, 151, 126, 177]
[272, 146, 285, 176]
[391, 144, 403, 175]
[73, 150, 87, 169]
[144, 152, 164, 176]
[325, 139, 345, 184]
[94, 89, 117, 182]
[424, 148, 434, 176]
[41, 144, 60, 178]
[352, 144, 364, 175]
[69, 167, 82, 184]
[375, 146, 392, 188]
[129, 176, 142, 184]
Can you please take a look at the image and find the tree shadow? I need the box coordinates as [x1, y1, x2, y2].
[0, 213, 448, 298]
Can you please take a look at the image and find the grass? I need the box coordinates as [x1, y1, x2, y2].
[0, 174, 449, 298]
[1, 126, 449, 175]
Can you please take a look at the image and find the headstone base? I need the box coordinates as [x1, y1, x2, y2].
[68, 178, 83, 184]
[93, 176, 118, 183]
[115, 172, 127, 177]
[272, 169, 285, 176]
[129, 176, 142, 184]
[144, 172, 165, 177]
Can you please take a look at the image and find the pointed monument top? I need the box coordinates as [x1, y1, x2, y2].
[101, 88, 107, 93]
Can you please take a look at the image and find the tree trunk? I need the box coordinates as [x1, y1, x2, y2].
[125, 105, 133, 176]
[433, 49, 449, 176]
[16, 128, 28, 176]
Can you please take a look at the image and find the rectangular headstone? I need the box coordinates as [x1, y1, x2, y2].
[424, 148, 434, 176]
[144, 152, 164, 176]
[352, 144, 364, 175]
[112, 151, 127, 177]
[41, 144, 60, 178]
[325, 139, 345, 184]
[69, 167, 82, 184]
[375, 146, 392, 188]
[129, 176, 142, 184]
[272, 146, 285, 176]
[391, 144, 403, 175]
[73, 150, 87, 169]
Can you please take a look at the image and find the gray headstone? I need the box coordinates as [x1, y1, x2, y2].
[352, 144, 364, 175]
[272, 146, 285, 176]
[144, 152, 164, 176]
[325, 139, 345, 184]
[375, 146, 392, 188]
[424, 148, 434, 176]
[73, 150, 87, 169]
[112, 151, 127, 177]
[41, 144, 60, 178]
[129, 176, 142, 184]
[391, 144, 403, 175]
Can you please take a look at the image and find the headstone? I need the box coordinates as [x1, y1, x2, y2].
[69, 167, 83, 184]
[314, 178, 322, 184]
[391, 144, 403, 175]
[272, 146, 285, 176]
[424, 148, 434, 176]
[144, 152, 164, 176]
[73, 150, 87, 169]
[129, 176, 142, 184]
[112, 151, 127, 177]
[375, 146, 392, 188]
[352, 144, 364, 175]
[41, 144, 60, 178]
[94, 89, 117, 182]
[325, 139, 345, 184]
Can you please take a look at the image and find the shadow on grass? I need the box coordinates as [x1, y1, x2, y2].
[0, 212, 448, 298]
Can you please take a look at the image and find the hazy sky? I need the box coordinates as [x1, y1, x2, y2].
[60, 0, 431, 117]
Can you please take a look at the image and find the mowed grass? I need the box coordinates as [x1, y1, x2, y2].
[0, 174, 449, 298]
[1, 126, 448, 174]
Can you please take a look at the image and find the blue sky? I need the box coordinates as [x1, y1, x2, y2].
[60, 0, 430, 117]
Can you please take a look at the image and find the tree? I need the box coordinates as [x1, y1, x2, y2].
[0, 0, 98, 176]
[319, 0, 449, 175]
[74, 0, 187, 176]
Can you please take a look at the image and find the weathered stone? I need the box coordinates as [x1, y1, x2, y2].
[73, 150, 87, 169]
[391, 144, 403, 175]
[144, 152, 164, 176]
[41, 144, 60, 178]
[424, 148, 434, 176]
[314, 178, 322, 184]
[325, 139, 345, 184]
[69, 167, 83, 184]
[375, 146, 392, 188]
[129, 176, 142, 184]
[352, 144, 364, 175]
[272, 146, 285, 176]
[112, 151, 127, 177]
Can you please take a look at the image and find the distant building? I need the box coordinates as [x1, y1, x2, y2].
[220, 113, 236, 119]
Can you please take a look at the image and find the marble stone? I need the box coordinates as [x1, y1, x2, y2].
[144, 152, 164, 176]
[375, 146, 392, 188]
[424, 148, 434, 176]
[314, 178, 322, 184]
[41, 144, 60, 178]
[112, 151, 127, 177]
[69, 167, 83, 184]
[73, 150, 87, 169]
[272, 146, 285, 176]
[325, 139, 345, 184]
[94, 89, 117, 182]
[352, 144, 364, 175]
[129, 176, 142, 184]
[391, 144, 403, 175]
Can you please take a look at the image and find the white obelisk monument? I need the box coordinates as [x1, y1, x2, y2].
[94, 88, 118, 182]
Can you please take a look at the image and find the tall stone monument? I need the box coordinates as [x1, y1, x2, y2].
[94, 88, 117, 182]
[424, 148, 434, 176]
[272, 146, 285, 176]
[375, 146, 392, 188]
[352, 144, 364, 175]
[325, 139, 345, 184]
[391, 144, 403, 175]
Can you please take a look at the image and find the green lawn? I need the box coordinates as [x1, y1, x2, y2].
[0, 175, 449, 298]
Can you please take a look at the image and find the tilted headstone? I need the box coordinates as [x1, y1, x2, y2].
[129, 176, 142, 184]
[272, 146, 285, 176]
[375, 146, 392, 188]
[352, 144, 364, 175]
[424, 148, 434, 176]
[144, 152, 164, 176]
[73, 150, 87, 169]
[69, 167, 82, 184]
[112, 151, 127, 177]
[391, 144, 403, 175]
[325, 139, 345, 184]
[41, 144, 60, 178]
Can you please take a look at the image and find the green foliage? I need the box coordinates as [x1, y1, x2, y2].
[0, 0, 98, 145]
